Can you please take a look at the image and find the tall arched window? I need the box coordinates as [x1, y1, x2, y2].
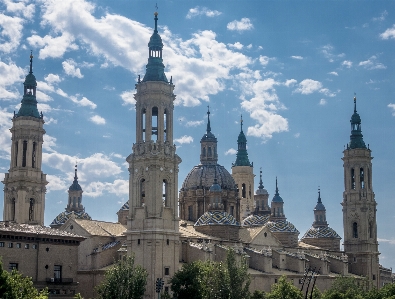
[29, 198, 35, 221]
[242, 183, 246, 198]
[369, 222, 373, 238]
[11, 198, 16, 221]
[360, 168, 365, 189]
[152, 107, 158, 141]
[162, 180, 168, 207]
[353, 222, 358, 238]
[32, 142, 36, 168]
[202, 147, 206, 157]
[22, 141, 27, 167]
[208, 147, 212, 157]
[164, 109, 167, 141]
[14, 142, 18, 167]
[351, 168, 355, 190]
[140, 179, 146, 206]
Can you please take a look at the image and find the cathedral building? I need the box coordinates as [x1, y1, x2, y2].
[2, 12, 393, 299]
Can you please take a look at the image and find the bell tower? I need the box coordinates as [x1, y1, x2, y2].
[2, 53, 47, 226]
[342, 96, 379, 287]
[126, 12, 181, 298]
[231, 115, 254, 219]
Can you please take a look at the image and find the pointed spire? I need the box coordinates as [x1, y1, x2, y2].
[318, 188, 322, 203]
[69, 164, 82, 191]
[314, 187, 326, 211]
[240, 114, 243, 132]
[234, 114, 251, 166]
[275, 177, 279, 195]
[272, 176, 283, 202]
[258, 169, 264, 190]
[348, 94, 366, 149]
[206, 106, 211, 133]
[29, 50, 33, 74]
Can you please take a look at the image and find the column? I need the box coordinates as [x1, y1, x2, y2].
[17, 139, 23, 167]
[26, 140, 33, 167]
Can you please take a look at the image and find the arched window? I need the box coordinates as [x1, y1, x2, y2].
[11, 198, 16, 221]
[360, 168, 365, 189]
[152, 107, 158, 141]
[140, 179, 145, 206]
[32, 142, 36, 168]
[188, 205, 193, 221]
[22, 141, 27, 167]
[29, 198, 35, 221]
[14, 142, 18, 167]
[202, 147, 206, 157]
[353, 222, 358, 238]
[142, 108, 146, 141]
[208, 147, 212, 157]
[73, 197, 77, 207]
[162, 180, 168, 207]
[351, 168, 355, 190]
[230, 206, 234, 216]
[242, 183, 246, 198]
[369, 222, 373, 239]
[164, 109, 167, 141]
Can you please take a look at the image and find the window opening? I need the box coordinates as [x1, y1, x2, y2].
[230, 206, 234, 216]
[54, 265, 62, 282]
[164, 267, 170, 276]
[142, 109, 146, 141]
[9, 263, 18, 270]
[152, 107, 158, 141]
[22, 141, 27, 167]
[14, 142, 18, 167]
[32, 142, 36, 168]
[360, 168, 365, 189]
[29, 198, 34, 221]
[166, 239, 169, 245]
[140, 179, 145, 206]
[351, 168, 355, 190]
[8, 243, 13, 248]
[353, 222, 358, 238]
[164, 109, 167, 141]
[208, 147, 212, 157]
[202, 147, 206, 157]
[369, 222, 373, 238]
[162, 180, 168, 207]
[188, 205, 193, 221]
[242, 183, 246, 198]
[0, 242, 4, 247]
[11, 198, 15, 221]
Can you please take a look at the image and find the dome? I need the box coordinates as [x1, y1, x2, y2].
[209, 178, 222, 192]
[195, 211, 240, 227]
[148, 32, 163, 48]
[69, 180, 82, 191]
[50, 210, 92, 227]
[119, 201, 129, 211]
[256, 188, 268, 195]
[302, 226, 341, 239]
[351, 112, 361, 124]
[265, 220, 299, 234]
[314, 202, 326, 211]
[272, 193, 283, 202]
[24, 73, 37, 87]
[242, 214, 270, 227]
[182, 164, 236, 191]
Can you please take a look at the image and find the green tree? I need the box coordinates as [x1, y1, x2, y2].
[0, 259, 48, 299]
[321, 276, 365, 299]
[251, 290, 266, 299]
[171, 261, 208, 299]
[96, 255, 147, 299]
[74, 293, 84, 299]
[227, 248, 250, 299]
[266, 276, 303, 299]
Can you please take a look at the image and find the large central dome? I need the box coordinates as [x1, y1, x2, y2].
[182, 164, 236, 191]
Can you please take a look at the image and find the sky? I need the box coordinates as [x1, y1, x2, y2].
[0, 0, 394, 268]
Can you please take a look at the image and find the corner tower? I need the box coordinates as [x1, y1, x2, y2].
[126, 12, 181, 298]
[342, 96, 379, 286]
[232, 115, 254, 219]
[2, 53, 47, 225]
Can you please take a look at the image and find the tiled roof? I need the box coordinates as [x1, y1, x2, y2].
[179, 224, 221, 240]
[301, 226, 341, 239]
[0, 222, 84, 240]
[194, 211, 240, 227]
[73, 219, 126, 237]
[50, 210, 92, 226]
[265, 220, 299, 234]
[242, 214, 270, 227]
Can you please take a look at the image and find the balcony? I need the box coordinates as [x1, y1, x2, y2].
[45, 278, 73, 284]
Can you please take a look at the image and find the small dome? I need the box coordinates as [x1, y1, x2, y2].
[302, 226, 341, 239]
[50, 210, 92, 227]
[265, 220, 299, 234]
[69, 180, 82, 191]
[242, 214, 270, 227]
[351, 112, 361, 124]
[256, 188, 268, 195]
[148, 32, 163, 48]
[272, 193, 283, 203]
[24, 73, 37, 87]
[195, 211, 240, 227]
[209, 178, 222, 192]
[314, 202, 326, 211]
[182, 164, 236, 191]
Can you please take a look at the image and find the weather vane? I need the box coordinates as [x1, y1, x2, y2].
[155, 3, 158, 11]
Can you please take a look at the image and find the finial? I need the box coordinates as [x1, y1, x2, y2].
[353, 93, 357, 113]
[206, 105, 211, 133]
[258, 167, 264, 189]
[240, 114, 243, 132]
[170, 76, 172, 84]
[318, 187, 322, 203]
[29, 50, 33, 74]
[154, 6, 158, 33]
[138, 75, 141, 83]
[275, 176, 279, 195]
[74, 163, 78, 179]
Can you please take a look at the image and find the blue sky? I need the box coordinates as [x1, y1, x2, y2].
[0, 0, 395, 268]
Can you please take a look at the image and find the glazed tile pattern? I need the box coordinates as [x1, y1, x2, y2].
[302, 226, 341, 239]
[242, 214, 270, 226]
[120, 201, 129, 210]
[50, 210, 92, 226]
[194, 211, 240, 226]
[182, 164, 236, 190]
[265, 220, 299, 233]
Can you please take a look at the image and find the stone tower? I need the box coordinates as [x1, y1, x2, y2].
[342, 96, 379, 287]
[254, 169, 270, 215]
[126, 12, 181, 298]
[232, 115, 254, 219]
[2, 53, 47, 226]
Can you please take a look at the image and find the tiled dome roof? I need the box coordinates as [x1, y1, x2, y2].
[302, 226, 341, 239]
[265, 220, 299, 234]
[194, 211, 240, 227]
[242, 214, 270, 227]
[50, 210, 92, 226]
[182, 164, 236, 191]
[119, 201, 129, 211]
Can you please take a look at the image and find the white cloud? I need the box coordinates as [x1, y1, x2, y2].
[46, 174, 67, 192]
[44, 74, 61, 84]
[70, 95, 97, 109]
[358, 56, 386, 70]
[0, 109, 13, 157]
[373, 10, 388, 22]
[45, 117, 57, 124]
[185, 120, 204, 127]
[62, 59, 83, 78]
[83, 179, 128, 197]
[319, 99, 327, 105]
[259, 56, 271, 66]
[186, 6, 221, 19]
[284, 79, 297, 87]
[380, 25, 395, 40]
[174, 135, 194, 144]
[228, 42, 243, 50]
[36, 90, 52, 102]
[388, 104, 395, 116]
[225, 148, 237, 155]
[378, 238, 395, 245]
[43, 134, 57, 152]
[328, 71, 338, 76]
[320, 44, 345, 62]
[295, 79, 323, 95]
[90, 115, 106, 125]
[294, 133, 300, 138]
[0, 14, 24, 53]
[291, 56, 303, 60]
[342, 60, 353, 68]
[120, 90, 135, 106]
[0, 61, 25, 100]
[27, 33, 78, 59]
[2, 0, 35, 19]
[227, 18, 253, 31]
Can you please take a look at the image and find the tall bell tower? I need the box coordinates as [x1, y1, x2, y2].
[2, 53, 47, 226]
[342, 96, 379, 287]
[126, 12, 181, 298]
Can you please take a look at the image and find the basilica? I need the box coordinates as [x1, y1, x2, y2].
[1, 12, 393, 299]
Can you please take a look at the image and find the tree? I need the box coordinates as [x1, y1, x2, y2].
[226, 248, 250, 299]
[171, 261, 208, 299]
[321, 276, 365, 299]
[96, 255, 148, 299]
[251, 290, 266, 299]
[0, 259, 48, 299]
[266, 276, 303, 299]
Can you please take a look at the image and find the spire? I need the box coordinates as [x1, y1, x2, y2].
[69, 164, 82, 191]
[258, 169, 264, 190]
[313, 188, 327, 227]
[16, 52, 40, 118]
[314, 188, 325, 211]
[233, 115, 252, 166]
[200, 106, 218, 165]
[272, 177, 283, 202]
[207, 106, 211, 133]
[142, 12, 168, 83]
[348, 95, 366, 149]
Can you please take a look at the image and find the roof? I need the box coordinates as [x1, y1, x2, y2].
[194, 211, 240, 227]
[73, 219, 126, 237]
[242, 214, 270, 227]
[265, 220, 299, 234]
[0, 222, 84, 240]
[50, 210, 92, 227]
[301, 226, 341, 239]
[179, 224, 221, 240]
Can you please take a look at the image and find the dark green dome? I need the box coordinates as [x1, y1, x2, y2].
[348, 96, 366, 149]
[24, 73, 37, 87]
[148, 32, 163, 48]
